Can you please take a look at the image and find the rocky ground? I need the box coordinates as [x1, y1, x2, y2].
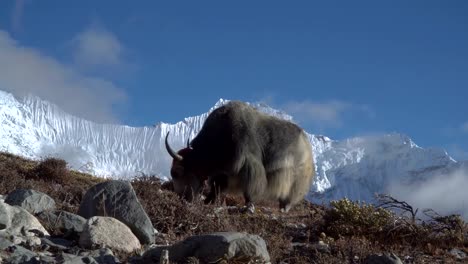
[0, 152, 467, 263]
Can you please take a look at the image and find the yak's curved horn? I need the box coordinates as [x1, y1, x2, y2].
[186, 137, 191, 148]
[165, 132, 183, 161]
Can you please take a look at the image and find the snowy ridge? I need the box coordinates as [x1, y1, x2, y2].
[0, 90, 463, 207]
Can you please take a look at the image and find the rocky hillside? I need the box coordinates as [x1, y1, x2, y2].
[0, 152, 467, 263]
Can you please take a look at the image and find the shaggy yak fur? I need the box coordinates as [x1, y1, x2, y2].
[165, 101, 315, 212]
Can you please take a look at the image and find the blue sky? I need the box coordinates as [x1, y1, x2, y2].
[0, 1, 467, 160]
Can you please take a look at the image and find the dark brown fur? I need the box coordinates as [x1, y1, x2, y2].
[165, 101, 315, 212]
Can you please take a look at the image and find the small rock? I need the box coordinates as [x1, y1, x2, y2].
[65, 248, 118, 264]
[37, 252, 57, 264]
[5, 189, 56, 215]
[60, 253, 81, 262]
[313, 241, 330, 254]
[79, 216, 141, 253]
[365, 253, 403, 264]
[3, 244, 39, 264]
[88, 248, 119, 264]
[12, 235, 42, 248]
[142, 232, 270, 263]
[78, 180, 155, 244]
[291, 242, 307, 248]
[404, 255, 413, 262]
[41, 237, 73, 250]
[213, 207, 225, 214]
[62, 255, 99, 264]
[287, 223, 307, 229]
[449, 248, 466, 260]
[319, 232, 326, 239]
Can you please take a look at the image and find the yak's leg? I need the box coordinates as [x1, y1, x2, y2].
[204, 174, 228, 204]
[278, 165, 311, 213]
[239, 155, 267, 213]
[279, 199, 292, 213]
[263, 166, 294, 213]
[243, 192, 256, 214]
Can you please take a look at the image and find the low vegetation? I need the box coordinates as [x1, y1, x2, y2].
[1, 151, 467, 263]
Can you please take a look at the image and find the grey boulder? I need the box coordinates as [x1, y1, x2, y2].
[0, 199, 49, 237]
[78, 180, 154, 244]
[79, 216, 141, 253]
[142, 232, 270, 263]
[5, 189, 56, 215]
[38, 210, 86, 237]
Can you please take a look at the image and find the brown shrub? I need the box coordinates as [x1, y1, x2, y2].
[323, 198, 395, 239]
[34, 157, 69, 182]
[0, 152, 30, 194]
[0, 152, 104, 213]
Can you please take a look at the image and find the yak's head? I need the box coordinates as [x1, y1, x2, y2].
[165, 132, 205, 202]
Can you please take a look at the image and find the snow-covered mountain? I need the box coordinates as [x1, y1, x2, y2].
[1, 90, 466, 215]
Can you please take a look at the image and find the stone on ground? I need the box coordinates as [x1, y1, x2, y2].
[0, 199, 49, 237]
[5, 189, 56, 215]
[365, 253, 403, 264]
[38, 210, 86, 237]
[78, 180, 155, 244]
[79, 216, 141, 254]
[142, 232, 270, 263]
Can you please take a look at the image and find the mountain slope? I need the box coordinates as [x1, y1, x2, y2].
[0, 90, 465, 213]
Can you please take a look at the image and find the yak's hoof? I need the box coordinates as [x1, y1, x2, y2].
[242, 203, 255, 214]
[280, 205, 291, 213]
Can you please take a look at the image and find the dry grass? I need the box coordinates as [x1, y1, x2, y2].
[0, 151, 104, 213]
[1, 152, 467, 263]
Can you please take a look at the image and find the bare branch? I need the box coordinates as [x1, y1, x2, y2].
[375, 194, 419, 224]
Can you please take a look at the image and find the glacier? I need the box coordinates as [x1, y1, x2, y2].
[1, 89, 467, 216]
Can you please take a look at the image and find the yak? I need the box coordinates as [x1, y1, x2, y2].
[165, 101, 315, 212]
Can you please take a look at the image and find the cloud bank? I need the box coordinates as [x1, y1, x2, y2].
[71, 24, 124, 68]
[0, 30, 127, 123]
[388, 168, 468, 219]
[282, 99, 374, 128]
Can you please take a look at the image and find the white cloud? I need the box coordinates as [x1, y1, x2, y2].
[11, 0, 25, 33]
[71, 24, 124, 68]
[388, 168, 468, 219]
[0, 30, 127, 123]
[282, 100, 374, 127]
[461, 122, 468, 133]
